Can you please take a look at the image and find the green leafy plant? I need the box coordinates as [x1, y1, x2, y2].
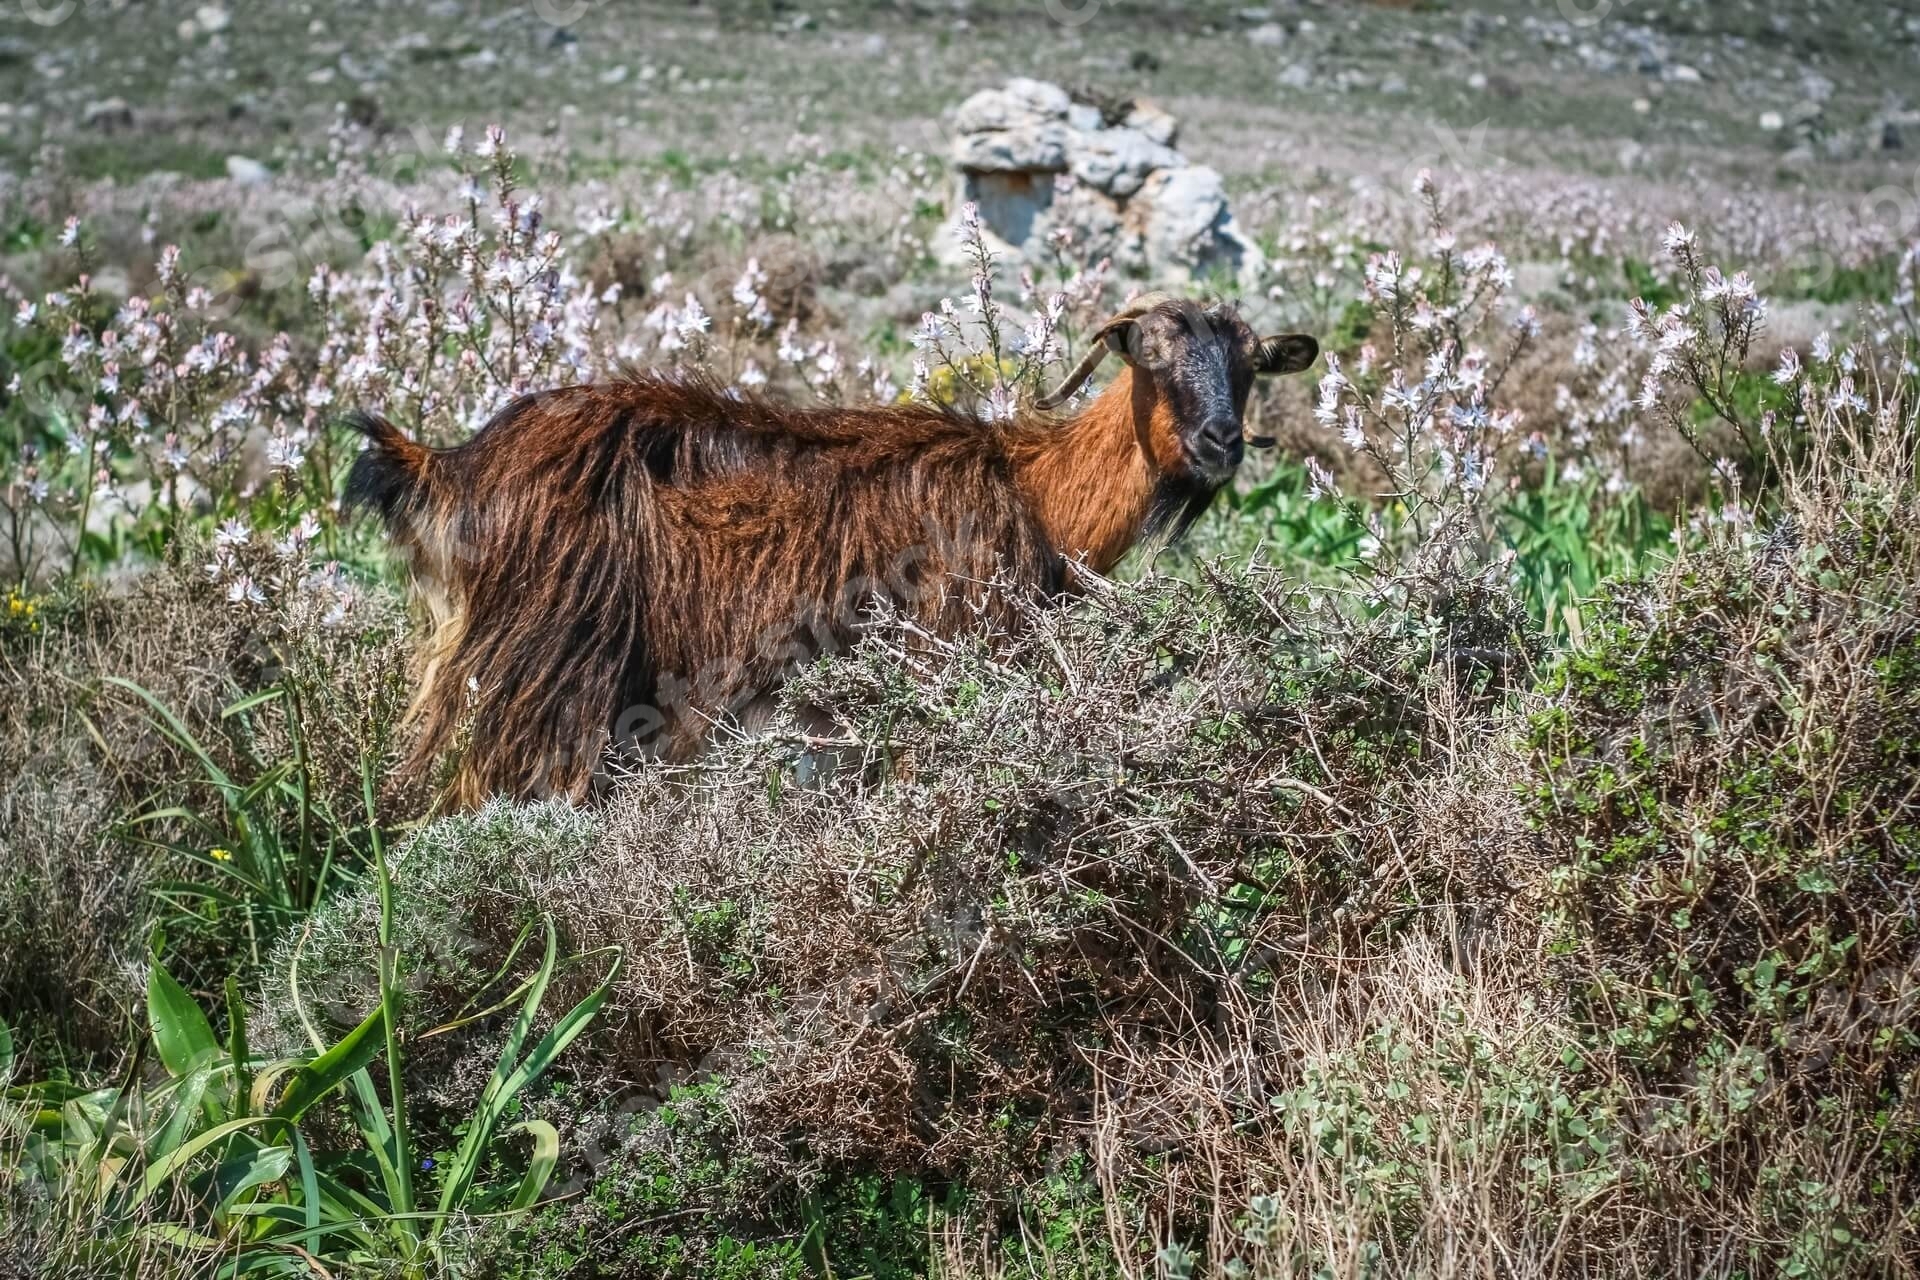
[105, 675, 383, 970]
[1499, 466, 1671, 640]
[7, 787, 621, 1278]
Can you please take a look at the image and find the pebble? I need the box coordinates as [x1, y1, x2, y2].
[81, 96, 134, 130]
[225, 154, 270, 186]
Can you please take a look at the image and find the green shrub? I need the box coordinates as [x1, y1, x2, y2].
[1529, 484, 1920, 1271]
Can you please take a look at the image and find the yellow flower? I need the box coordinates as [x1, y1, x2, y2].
[209, 847, 233, 863]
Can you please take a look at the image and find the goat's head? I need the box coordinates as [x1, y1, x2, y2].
[1038, 295, 1318, 487]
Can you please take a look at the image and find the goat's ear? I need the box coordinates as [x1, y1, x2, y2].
[1254, 334, 1318, 376]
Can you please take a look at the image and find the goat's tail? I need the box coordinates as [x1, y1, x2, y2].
[342, 411, 437, 529]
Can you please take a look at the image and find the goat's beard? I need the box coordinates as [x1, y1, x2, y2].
[1143, 468, 1230, 551]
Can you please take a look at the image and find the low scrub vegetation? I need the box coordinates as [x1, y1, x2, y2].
[1, 107, 1917, 1280]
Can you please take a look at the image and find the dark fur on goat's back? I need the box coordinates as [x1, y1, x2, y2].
[347, 375, 1077, 805]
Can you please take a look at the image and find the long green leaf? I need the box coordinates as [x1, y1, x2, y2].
[212, 1142, 293, 1213]
[435, 920, 621, 1224]
[492, 968, 617, 1108]
[344, 1068, 407, 1224]
[152, 877, 264, 907]
[270, 1003, 387, 1122]
[148, 959, 221, 1077]
[101, 676, 237, 795]
[131, 1116, 275, 1210]
[367, 760, 416, 1228]
[135, 1222, 224, 1252]
[506, 1120, 560, 1212]
[221, 687, 287, 718]
[290, 1124, 321, 1237]
[150, 1064, 213, 1163]
[434, 918, 561, 1218]
[0, 1017, 12, 1080]
[122, 805, 221, 835]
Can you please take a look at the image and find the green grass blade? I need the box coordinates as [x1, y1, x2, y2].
[101, 676, 238, 795]
[506, 1120, 560, 1212]
[221, 687, 286, 718]
[211, 1142, 293, 1215]
[290, 1125, 321, 1236]
[130, 1116, 276, 1210]
[344, 1068, 407, 1224]
[493, 942, 623, 1107]
[150, 1064, 213, 1162]
[365, 753, 416, 1229]
[433, 918, 561, 1219]
[148, 958, 221, 1077]
[435, 921, 621, 1226]
[269, 1003, 387, 1123]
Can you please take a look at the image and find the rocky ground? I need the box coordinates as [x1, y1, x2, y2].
[2, 0, 1913, 197]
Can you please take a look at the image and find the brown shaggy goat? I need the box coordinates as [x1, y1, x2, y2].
[346, 295, 1317, 806]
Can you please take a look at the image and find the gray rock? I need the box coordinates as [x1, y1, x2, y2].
[1785, 101, 1826, 143]
[1067, 125, 1181, 198]
[952, 121, 1070, 172]
[1123, 99, 1177, 147]
[953, 77, 1071, 134]
[1067, 102, 1104, 133]
[945, 78, 1260, 285]
[1049, 183, 1129, 262]
[1576, 43, 1619, 73]
[1821, 129, 1861, 162]
[1248, 22, 1287, 47]
[1277, 62, 1314, 90]
[82, 97, 134, 131]
[224, 154, 271, 186]
[1138, 166, 1258, 280]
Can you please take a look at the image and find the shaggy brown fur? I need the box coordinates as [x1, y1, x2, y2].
[347, 299, 1316, 806]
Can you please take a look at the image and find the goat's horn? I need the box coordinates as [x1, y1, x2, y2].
[1034, 292, 1175, 411]
[1034, 342, 1110, 410]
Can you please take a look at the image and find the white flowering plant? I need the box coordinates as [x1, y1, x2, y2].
[1285, 174, 1541, 642]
